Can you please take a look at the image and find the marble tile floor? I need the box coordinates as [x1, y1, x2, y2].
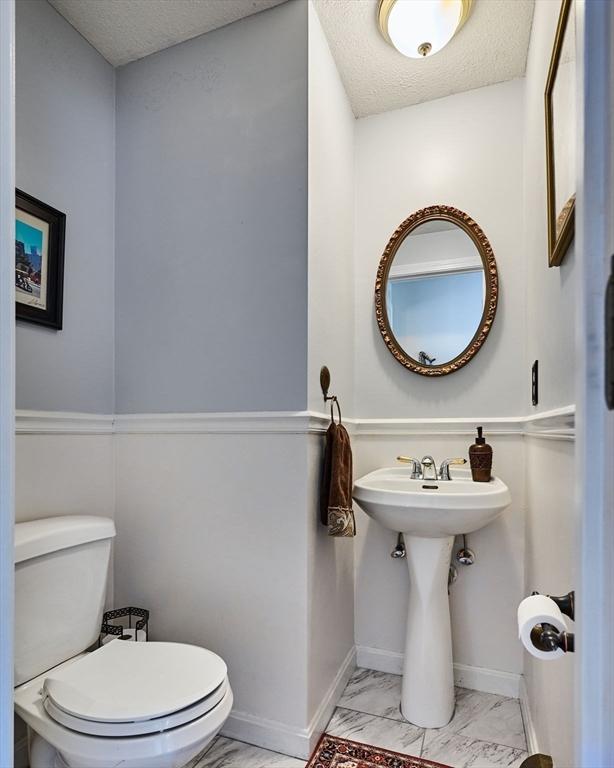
[187, 667, 529, 768]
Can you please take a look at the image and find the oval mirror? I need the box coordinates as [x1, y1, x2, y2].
[375, 205, 498, 376]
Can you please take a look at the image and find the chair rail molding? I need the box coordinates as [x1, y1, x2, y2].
[113, 411, 329, 435]
[16, 410, 114, 435]
[16, 405, 575, 439]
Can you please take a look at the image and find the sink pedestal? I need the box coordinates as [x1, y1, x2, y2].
[401, 534, 455, 728]
[352, 466, 511, 729]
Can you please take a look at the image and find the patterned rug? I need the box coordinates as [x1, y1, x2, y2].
[306, 735, 452, 768]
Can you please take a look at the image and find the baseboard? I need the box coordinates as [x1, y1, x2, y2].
[519, 677, 540, 755]
[222, 646, 355, 760]
[356, 645, 403, 675]
[306, 646, 356, 754]
[453, 662, 521, 698]
[221, 709, 310, 760]
[356, 646, 521, 698]
[14, 736, 28, 768]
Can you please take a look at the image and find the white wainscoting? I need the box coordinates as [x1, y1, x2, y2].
[14, 406, 573, 757]
[15, 430, 115, 525]
[305, 647, 356, 754]
[112, 427, 314, 756]
[222, 647, 356, 758]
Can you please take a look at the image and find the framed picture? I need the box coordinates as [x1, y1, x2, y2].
[15, 189, 65, 329]
[545, 0, 575, 267]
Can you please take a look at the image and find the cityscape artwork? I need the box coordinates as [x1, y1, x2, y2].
[15, 190, 65, 329]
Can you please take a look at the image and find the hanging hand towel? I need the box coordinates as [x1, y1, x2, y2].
[320, 422, 356, 537]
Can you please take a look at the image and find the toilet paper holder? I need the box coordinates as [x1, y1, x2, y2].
[529, 590, 575, 654]
[531, 590, 574, 620]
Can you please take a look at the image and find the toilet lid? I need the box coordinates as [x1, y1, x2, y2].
[43, 640, 227, 723]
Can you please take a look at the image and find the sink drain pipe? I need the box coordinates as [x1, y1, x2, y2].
[456, 534, 475, 566]
[390, 532, 406, 558]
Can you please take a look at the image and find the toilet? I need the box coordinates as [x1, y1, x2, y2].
[14, 516, 233, 768]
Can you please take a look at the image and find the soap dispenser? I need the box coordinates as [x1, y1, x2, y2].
[469, 426, 492, 482]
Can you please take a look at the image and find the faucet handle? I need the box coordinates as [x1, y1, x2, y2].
[396, 456, 422, 479]
[439, 457, 467, 481]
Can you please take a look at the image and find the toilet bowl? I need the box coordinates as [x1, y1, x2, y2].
[14, 516, 233, 768]
[15, 645, 233, 768]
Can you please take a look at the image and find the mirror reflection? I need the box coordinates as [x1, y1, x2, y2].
[385, 221, 485, 367]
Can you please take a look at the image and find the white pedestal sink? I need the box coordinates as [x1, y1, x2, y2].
[353, 467, 511, 729]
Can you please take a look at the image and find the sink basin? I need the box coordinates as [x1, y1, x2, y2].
[353, 466, 511, 537]
[352, 466, 511, 730]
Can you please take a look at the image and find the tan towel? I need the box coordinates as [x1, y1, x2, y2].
[320, 422, 356, 537]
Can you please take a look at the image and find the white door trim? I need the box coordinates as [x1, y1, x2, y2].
[576, 0, 614, 764]
[0, 1, 15, 765]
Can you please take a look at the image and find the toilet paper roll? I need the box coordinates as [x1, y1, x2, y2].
[518, 594, 568, 660]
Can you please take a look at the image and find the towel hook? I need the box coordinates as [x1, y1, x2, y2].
[329, 396, 342, 425]
[320, 366, 342, 425]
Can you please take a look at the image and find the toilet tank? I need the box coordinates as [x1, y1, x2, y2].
[14, 515, 116, 686]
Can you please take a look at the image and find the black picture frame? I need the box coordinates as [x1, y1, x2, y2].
[15, 189, 65, 329]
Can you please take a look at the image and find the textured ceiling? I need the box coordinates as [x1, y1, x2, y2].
[48, 0, 288, 67]
[313, 0, 535, 118]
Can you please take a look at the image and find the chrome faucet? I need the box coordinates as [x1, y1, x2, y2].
[420, 455, 438, 481]
[396, 456, 422, 478]
[439, 457, 467, 481]
[397, 455, 467, 480]
[398, 455, 467, 481]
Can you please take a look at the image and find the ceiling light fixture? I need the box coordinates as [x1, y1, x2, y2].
[377, 0, 473, 59]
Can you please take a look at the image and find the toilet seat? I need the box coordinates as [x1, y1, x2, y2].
[42, 640, 228, 737]
[44, 678, 229, 737]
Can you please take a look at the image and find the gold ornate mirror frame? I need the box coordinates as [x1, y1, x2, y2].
[545, 0, 575, 268]
[374, 205, 499, 377]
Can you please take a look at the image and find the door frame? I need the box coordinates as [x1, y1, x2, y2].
[576, 0, 614, 764]
[0, 0, 15, 765]
[0, 1, 613, 766]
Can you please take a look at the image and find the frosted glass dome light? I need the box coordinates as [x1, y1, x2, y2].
[377, 0, 473, 59]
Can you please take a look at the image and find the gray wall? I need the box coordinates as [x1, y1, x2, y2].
[115, 0, 308, 414]
[16, 0, 115, 413]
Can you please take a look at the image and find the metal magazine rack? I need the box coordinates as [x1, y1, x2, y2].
[99, 606, 149, 645]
